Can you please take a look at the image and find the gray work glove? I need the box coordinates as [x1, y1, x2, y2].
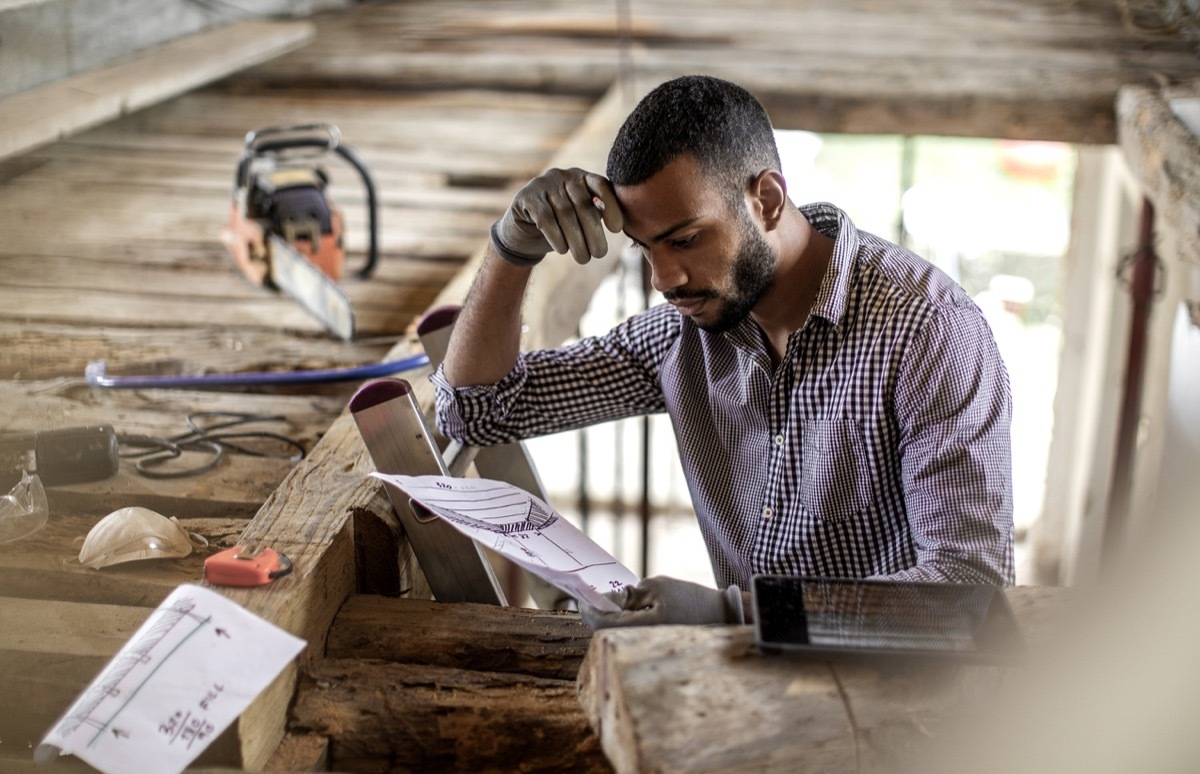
[490, 167, 624, 267]
[579, 576, 745, 630]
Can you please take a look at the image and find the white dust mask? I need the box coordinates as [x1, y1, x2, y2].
[74, 506, 208, 569]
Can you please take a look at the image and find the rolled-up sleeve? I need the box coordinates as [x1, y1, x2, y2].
[432, 304, 677, 446]
[431, 359, 532, 445]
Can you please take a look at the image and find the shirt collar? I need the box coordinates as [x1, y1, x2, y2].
[710, 202, 862, 353]
[798, 202, 859, 328]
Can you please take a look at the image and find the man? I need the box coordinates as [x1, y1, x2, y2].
[433, 75, 1014, 628]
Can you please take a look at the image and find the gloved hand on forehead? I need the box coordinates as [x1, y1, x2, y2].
[491, 167, 624, 267]
[578, 575, 745, 630]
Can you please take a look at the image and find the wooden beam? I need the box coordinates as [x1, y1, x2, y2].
[577, 587, 1073, 774]
[291, 659, 611, 773]
[580, 626, 855, 774]
[1113, 82, 1200, 551]
[1118, 82, 1200, 269]
[759, 90, 1118, 144]
[578, 585, 1070, 772]
[0, 20, 314, 162]
[326, 595, 593, 680]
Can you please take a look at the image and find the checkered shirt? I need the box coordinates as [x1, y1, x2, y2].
[433, 203, 1015, 589]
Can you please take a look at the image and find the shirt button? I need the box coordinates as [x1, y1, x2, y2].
[773, 434, 785, 446]
[762, 506, 774, 519]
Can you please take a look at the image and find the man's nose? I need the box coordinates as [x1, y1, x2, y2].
[647, 250, 686, 294]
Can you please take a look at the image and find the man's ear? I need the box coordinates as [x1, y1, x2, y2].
[748, 169, 787, 231]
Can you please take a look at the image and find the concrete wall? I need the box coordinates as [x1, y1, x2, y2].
[0, 0, 349, 100]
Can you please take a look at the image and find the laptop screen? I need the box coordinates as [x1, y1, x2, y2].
[752, 575, 1025, 663]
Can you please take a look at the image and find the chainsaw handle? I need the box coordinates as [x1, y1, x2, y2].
[233, 129, 380, 280]
[331, 142, 379, 280]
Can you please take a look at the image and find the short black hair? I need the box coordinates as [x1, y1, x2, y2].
[606, 75, 781, 203]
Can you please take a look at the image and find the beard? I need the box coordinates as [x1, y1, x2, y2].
[668, 212, 777, 333]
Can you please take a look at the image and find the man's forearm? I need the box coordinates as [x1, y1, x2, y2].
[442, 246, 534, 387]
[443, 167, 622, 388]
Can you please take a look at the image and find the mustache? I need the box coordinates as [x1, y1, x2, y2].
[663, 288, 718, 302]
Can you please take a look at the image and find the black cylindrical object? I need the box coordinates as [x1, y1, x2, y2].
[0, 425, 120, 489]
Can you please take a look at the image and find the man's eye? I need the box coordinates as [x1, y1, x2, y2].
[672, 235, 697, 249]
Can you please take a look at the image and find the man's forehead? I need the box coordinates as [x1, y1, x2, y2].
[615, 167, 728, 240]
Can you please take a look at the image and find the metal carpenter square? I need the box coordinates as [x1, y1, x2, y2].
[350, 378, 506, 605]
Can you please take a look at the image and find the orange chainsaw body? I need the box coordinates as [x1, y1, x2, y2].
[223, 165, 346, 287]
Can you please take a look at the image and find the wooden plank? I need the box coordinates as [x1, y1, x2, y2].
[0, 651, 131, 752]
[0, 379, 341, 522]
[0, 282, 438, 339]
[0, 652, 239, 766]
[0, 379, 341, 449]
[0, 599, 233, 763]
[0, 19, 315, 161]
[0, 596, 154, 656]
[0, 321, 398, 383]
[577, 587, 1071, 774]
[326, 596, 593, 680]
[291, 658, 611, 773]
[0, 512, 247, 606]
[108, 91, 588, 153]
[45, 468, 293, 521]
[0, 253, 458, 304]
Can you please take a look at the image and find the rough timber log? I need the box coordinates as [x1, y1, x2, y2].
[1118, 81, 1200, 272]
[292, 659, 611, 774]
[326, 596, 594, 681]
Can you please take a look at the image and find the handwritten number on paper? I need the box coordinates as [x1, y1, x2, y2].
[159, 684, 223, 748]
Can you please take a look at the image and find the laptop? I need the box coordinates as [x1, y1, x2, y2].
[751, 575, 1026, 664]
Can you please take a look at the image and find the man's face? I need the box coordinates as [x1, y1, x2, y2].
[615, 155, 777, 333]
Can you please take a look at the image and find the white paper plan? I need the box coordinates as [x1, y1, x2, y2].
[372, 473, 639, 611]
[37, 583, 305, 774]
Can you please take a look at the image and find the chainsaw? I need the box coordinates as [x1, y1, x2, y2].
[221, 123, 379, 340]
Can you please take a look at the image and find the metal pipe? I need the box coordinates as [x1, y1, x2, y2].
[84, 353, 429, 389]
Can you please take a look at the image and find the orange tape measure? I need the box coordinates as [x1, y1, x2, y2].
[203, 545, 293, 587]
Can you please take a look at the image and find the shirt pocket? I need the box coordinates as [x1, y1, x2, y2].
[799, 419, 873, 523]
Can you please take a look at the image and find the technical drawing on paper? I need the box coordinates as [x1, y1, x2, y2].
[373, 473, 639, 609]
[38, 584, 305, 774]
